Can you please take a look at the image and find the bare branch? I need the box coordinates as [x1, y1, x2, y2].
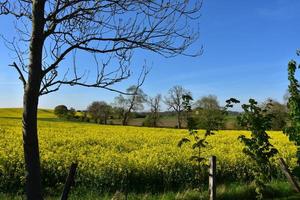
[10, 62, 26, 88]
[3, 0, 202, 96]
[0, 0, 32, 19]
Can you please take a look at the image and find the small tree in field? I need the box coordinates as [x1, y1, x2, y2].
[54, 105, 76, 119]
[67, 107, 76, 120]
[0, 1, 202, 198]
[194, 95, 226, 131]
[87, 101, 112, 124]
[54, 105, 68, 118]
[114, 85, 147, 125]
[238, 99, 278, 200]
[144, 94, 162, 127]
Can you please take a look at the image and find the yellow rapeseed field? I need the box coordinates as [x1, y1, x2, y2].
[0, 109, 297, 192]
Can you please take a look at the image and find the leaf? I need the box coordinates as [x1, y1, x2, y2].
[182, 94, 193, 101]
[249, 98, 257, 105]
[177, 137, 190, 147]
[205, 130, 215, 137]
[192, 139, 206, 149]
[189, 156, 205, 163]
[226, 98, 240, 104]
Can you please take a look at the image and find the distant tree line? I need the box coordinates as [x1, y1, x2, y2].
[54, 85, 288, 130]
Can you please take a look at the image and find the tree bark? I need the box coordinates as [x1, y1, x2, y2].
[122, 112, 129, 125]
[23, 84, 43, 200]
[177, 112, 182, 128]
[104, 114, 108, 125]
[122, 95, 137, 126]
[22, 0, 45, 199]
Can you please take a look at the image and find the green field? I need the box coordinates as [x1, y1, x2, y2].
[0, 108, 298, 199]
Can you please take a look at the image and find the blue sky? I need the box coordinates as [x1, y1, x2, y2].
[0, 0, 299, 110]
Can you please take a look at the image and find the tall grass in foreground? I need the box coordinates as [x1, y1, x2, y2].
[0, 181, 298, 200]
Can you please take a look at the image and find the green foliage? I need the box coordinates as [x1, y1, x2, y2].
[87, 101, 112, 124]
[66, 107, 76, 120]
[196, 108, 225, 130]
[238, 99, 278, 200]
[194, 96, 240, 131]
[261, 99, 288, 130]
[284, 59, 300, 165]
[178, 94, 206, 188]
[194, 95, 225, 130]
[1, 181, 298, 200]
[54, 105, 68, 118]
[54, 105, 76, 120]
[142, 115, 158, 127]
[178, 95, 239, 188]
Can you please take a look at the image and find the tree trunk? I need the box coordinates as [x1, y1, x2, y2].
[23, 1, 45, 199]
[153, 112, 158, 127]
[104, 113, 108, 125]
[177, 112, 182, 128]
[23, 82, 43, 200]
[122, 112, 129, 125]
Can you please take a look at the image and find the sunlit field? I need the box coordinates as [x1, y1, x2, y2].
[0, 109, 297, 196]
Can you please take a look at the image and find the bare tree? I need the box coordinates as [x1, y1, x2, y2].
[164, 85, 191, 128]
[114, 85, 147, 125]
[112, 95, 127, 120]
[147, 94, 162, 127]
[0, 0, 202, 199]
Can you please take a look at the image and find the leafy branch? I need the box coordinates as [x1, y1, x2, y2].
[238, 99, 278, 200]
[284, 57, 300, 166]
[178, 95, 239, 188]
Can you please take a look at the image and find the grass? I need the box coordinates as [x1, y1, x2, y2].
[0, 108, 56, 119]
[0, 108, 237, 129]
[0, 181, 299, 199]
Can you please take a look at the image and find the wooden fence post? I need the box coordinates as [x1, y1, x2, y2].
[209, 156, 216, 200]
[60, 163, 78, 200]
[278, 158, 300, 193]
